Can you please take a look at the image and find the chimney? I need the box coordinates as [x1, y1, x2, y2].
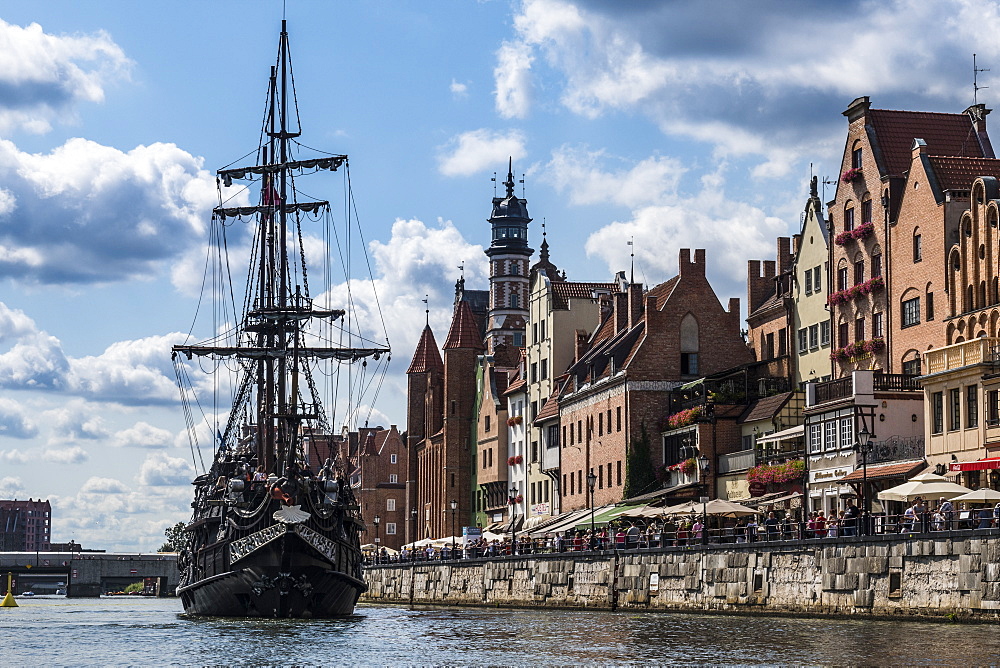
[777, 237, 792, 273]
[912, 137, 927, 160]
[843, 95, 871, 123]
[614, 290, 629, 334]
[793, 233, 802, 254]
[747, 259, 775, 313]
[628, 282, 644, 328]
[574, 330, 590, 361]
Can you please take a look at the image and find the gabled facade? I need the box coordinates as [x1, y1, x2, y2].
[558, 249, 751, 512]
[350, 426, 407, 551]
[792, 177, 833, 386]
[747, 237, 795, 380]
[828, 96, 993, 376]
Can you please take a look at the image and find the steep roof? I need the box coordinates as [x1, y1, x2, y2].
[926, 155, 1000, 191]
[443, 299, 485, 350]
[550, 281, 618, 309]
[645, 276, 680, 309]
[739, 391, 794, 424]
[869, 109, 988, 177]
[407, 324, 443, 374]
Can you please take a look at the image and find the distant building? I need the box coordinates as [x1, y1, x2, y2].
[349, 426, 407, 551]
[792, 177, 833, 386]
[0, 499, 51, 552]
[747, 237, 795, 381]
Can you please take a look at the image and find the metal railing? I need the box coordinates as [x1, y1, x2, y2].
[872, 372, 921, 392]
[814, 377, 851, 404]
[716, 450, 756, 474]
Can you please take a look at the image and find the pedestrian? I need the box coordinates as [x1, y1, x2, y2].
[940, 498, 954, 530]
[764, 511, 780, 541]
[842, 501, 859, 536]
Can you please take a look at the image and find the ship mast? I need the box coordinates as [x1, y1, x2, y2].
[172, 19, 388, 476]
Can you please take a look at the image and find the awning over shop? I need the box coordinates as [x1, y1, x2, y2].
[571, 503, 645, 530]
[754, 424, 804, 445]
[526, 507, 604, 537]
[949, 457, 1000, 472]
[839, 459, 925, 483]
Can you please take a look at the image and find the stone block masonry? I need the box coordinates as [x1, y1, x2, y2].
[363, 531, 1000, 620]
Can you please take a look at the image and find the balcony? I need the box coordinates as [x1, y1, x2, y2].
[717, 449, 756, 475]
[924, 337, 1000, 375]
[808, 370, 921, 407]
[662, 468, 700, 489]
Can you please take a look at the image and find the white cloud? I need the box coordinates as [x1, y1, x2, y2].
[138, 451, 195, 486]
[0, 137, 218, 285]
[67, 333, 186, 404]
[437, 129, 527, 177]
[0, 397, 37, 438]
[544, 146, 685, 208]
[111, 421, 174, 449]
[50, 402, 110, 441]
[0, 19, 131, 134]
[80, 476, 130, 495]
[0, 476, 24, 497]
[494, 41, 534, 118]
[42, 446, 88, 464]
[450, 78, 469, 98]
[0, 449, 31, 464]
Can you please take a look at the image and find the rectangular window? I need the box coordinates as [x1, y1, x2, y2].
[389, 474, 398, 484]
[531, 441, 538, 463]
[541, 321, 546, 340]
[913, 234, 922, 263]
[531, 362, 537, 383]
[598, 412, 603, 436]
[902, 358, 921, 376]
[809, 424, 822, 453]
[837, 267, 848, 292]
[598, 465, 603, 489]
[577, 420, 582, 442]
[820, 321, 831, 347]
[617, 460, 622, 486]
[824, 420, 838, 451]
[854, 261, 864, 286]
[607, 409, 612, 433]
[927, 292, 934, 321]
[562, 425, 567, 446]
[949, 388, 961, 431]
[988, 389, 999, 426]
[532, 323, 538, 343]
[814, 266, 822, 293]
[968, 386, 979, 429]
[778, 329, 787, 356]
[617, 406, 622, 432]
[839, 417, 853, 451]
[855, 318, 865, 342]
[386, 498, 396, 511]
[871, 254, 882, 277]
[808, 324, 819, 350]
[872, 312, 883, 339]
[681, 352, 699, 375]
[390, 454, 397, 464]
[852, 147, 863, 169]
[838, 322, 849, 348]
[844, 207, 855, 231]
[902, 298, 920, 328]
[798, 328, 808, 354]
[541, 359, 548, 380]
[564, 473, 569, 495]
[386, 523, 397, 535]
[805, 269, 813, 294]
[569, 472, 574, 496]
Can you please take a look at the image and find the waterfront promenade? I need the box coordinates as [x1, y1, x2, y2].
[362, 528, 1000, 620]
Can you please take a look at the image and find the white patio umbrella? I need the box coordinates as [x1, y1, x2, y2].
[662, 498, 758, 517]
[877, 470, 971, 502]
[948, 488, 1000, 503]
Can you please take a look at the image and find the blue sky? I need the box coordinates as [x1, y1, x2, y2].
[1, 0, 998, 551]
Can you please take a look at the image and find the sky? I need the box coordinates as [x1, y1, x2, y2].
[1, 0, 999, 551]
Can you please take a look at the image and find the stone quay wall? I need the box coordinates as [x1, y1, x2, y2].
[362, 531, 1000, 619]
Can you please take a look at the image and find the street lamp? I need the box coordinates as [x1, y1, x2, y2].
[700, 495, 709, 545]
[450, 499, 458, 559]
[509, 487, 519, 554]
[855, 425, 875, 535]
[372, 514, 381, 563]
[587, 469, 598, 550]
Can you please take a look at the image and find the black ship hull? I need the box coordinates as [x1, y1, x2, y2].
[178, 528, 367, 618]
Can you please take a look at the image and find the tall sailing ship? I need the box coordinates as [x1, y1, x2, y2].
[171, 21, 390, 618]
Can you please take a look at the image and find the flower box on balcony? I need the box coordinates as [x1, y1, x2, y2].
[506, 415, 523, 427]
[664, 405, 702, 430]
[841, 167, 862, 183]
[834, 230, 854, 246]
[852, 222, 875, 240]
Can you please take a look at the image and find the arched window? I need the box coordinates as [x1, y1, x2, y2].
[680, 313, 699, 375]
[851, 140, 863, 169]
[913, 228, 922, 263]
[861, 193, 872, 224]
[844, 201, 855, 231]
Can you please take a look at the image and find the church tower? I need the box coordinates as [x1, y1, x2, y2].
[485, 158, 532, 353]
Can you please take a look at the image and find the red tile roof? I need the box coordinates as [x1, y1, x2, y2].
[739, 392, 794, 423]
[645, 276, 680, 309]
[533, 392, 560, 423]
[838, 459, 925, 483]
[869, 109, 987, 177]
[443, 299, 485, 350]
[407, 324, 443, 374]
[927, 156, 1000, 191]
[551, 281, 618, 309]
[503, 377, 526, 396]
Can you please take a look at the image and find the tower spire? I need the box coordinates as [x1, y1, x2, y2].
[504, 157, 515, 197]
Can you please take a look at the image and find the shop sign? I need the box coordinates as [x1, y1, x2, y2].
[809, 467, 850, 484]
[748, 481, 767, 497]
[531, 503, 550, 516]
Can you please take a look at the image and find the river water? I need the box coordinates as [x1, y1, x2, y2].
[0, 596, 996, 666]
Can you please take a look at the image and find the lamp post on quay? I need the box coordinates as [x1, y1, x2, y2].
[855, 425, 875, 535]
[450, 499, 458, 559]
[410, 507, 418, 555]
[587, 469, 598, 550]
[509, 487, 518, 554]
[372, 514, 381, 563]
[697, 454, 710, 544]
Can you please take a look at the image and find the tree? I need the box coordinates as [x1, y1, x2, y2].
[623, 421, 657, 500]
[159, 522, 188, 553]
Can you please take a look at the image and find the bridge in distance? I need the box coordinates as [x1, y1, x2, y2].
[0, 552, 178, 596]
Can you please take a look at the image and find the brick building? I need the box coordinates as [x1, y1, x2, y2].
[747, 236, 795, 380]
[557, 249, 751, 512]
[349, 426, 407, 551]
[0, 499, 51, 552]
[828, 96, 994, 376]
